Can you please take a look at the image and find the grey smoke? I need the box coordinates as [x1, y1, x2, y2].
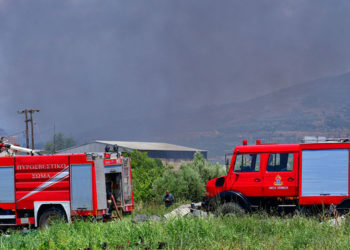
[1, 0, 350, 143]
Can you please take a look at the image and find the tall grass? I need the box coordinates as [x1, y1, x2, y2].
[1, 214, 350, 249]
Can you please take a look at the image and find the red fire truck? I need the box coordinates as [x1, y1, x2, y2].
[205, 138, 350, 214]
[0, 140, 134, 228]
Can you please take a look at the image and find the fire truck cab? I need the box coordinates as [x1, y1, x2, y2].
[205, 138, 350, 214]
[0, 152, 134, 228]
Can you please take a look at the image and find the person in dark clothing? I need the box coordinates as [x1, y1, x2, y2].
[163, 190, 175, 207]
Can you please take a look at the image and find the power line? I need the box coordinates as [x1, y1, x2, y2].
[4, 130, 26, 137]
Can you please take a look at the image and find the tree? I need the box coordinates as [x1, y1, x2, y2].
[152, 166, 204, 202]
[152, 152, 226, 202]
[127, 150, 166, 202]
[44, 133, 76, 153]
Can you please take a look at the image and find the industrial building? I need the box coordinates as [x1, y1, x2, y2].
[57, 140, 207, 168]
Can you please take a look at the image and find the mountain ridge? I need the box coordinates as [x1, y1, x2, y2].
[157, 71, 350, 160]
[72, 71, 350, 161]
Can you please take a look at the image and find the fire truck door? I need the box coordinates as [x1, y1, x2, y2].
[263, 152, 298, 196]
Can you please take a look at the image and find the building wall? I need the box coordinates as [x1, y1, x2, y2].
[144, 150, 207, 161]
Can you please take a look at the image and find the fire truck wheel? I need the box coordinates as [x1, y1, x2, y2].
[216, 202, 245, 217]
[38, 208, 66, 229]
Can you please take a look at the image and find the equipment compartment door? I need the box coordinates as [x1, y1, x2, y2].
[0, 167, 15, 203]
[301, 149, 349, 197]
[71, 164, 93, 210]
[122, 158, 132, 206]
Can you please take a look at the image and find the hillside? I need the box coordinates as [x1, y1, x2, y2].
[73, 72, 350, 162]
[160, 72, 350, 160]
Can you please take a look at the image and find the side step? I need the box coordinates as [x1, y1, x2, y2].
[0, 215, 16, 219]
[278, 204, 297, 207]
[0, 215, 16, 226]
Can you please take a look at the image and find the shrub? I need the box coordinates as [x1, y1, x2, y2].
[128, 150, 165, 202]
[152, 152, 226, 202]
[152, 167, 204, 202]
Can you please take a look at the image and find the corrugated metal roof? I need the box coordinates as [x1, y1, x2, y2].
[96, 140, 206, 152]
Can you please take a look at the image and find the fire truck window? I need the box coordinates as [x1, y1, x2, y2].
[234, 154, 260, 172]
[267, 153, 294, 172]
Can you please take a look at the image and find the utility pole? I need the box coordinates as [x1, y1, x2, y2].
[29, 110, 40, 149]
[18, 110, 30, 148]
[18, 109, 40, 149]
[53, 122, 56, 153]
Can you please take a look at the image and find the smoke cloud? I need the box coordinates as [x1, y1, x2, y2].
[1, 0, 350, 144]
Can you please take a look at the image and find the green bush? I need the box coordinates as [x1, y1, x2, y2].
[128, 150, 165, 202]
[152, 152, 226, 202]
[152, 166, 204, 202]
[128, 150, 225, 203]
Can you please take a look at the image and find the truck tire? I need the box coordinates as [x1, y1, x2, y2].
[38, 208, 66, 229]
[216, 202, 245, 217]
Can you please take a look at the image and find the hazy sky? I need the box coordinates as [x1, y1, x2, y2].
[1, 0, 350, 143]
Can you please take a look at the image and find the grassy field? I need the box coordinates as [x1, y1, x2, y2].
[1, 210, 350, 249]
